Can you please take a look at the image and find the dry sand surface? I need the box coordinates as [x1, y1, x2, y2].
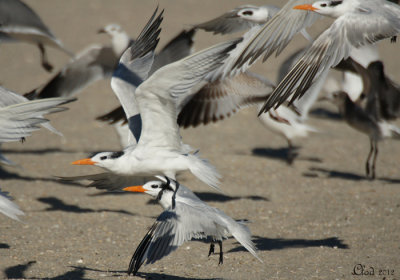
[1, 1, 400, 279]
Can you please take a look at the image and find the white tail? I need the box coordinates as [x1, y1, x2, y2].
[187, 153, 221, 191]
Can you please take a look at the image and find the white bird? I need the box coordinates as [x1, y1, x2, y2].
[26, 24, 133, 99]
[0, 0, 73, 72]
[193, 4, 280, 35]
[0, 188, 24, 221]
[259, 0, 400, 114]
[122, 176, 261, 276]
[70, 8, 241, 190]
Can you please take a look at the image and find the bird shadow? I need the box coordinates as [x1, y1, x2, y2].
[229, 236, 349, 253]
[305, 167, 367, 181]
[252, 147, 322, 164]
[3, 262, 89, 280]
[37, 197, 135, 216]
[1, 148, 78, 155]
[310, 108, 342, 120]
[0, 243, 10, 249]
[0, 167, 83, 187]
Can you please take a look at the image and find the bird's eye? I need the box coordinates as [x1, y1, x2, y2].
[242, 10, 253, 16]
[100, 156, 107, 160]
[151, 185, 158, 189]
[321, 3, 327, 7]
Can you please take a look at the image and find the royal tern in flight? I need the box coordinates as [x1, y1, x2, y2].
[122, 176, 261, 276]
[259, 0, 400, 114]
[0, 188, 24, 221]
[26, 24, 133, 99]
[70, 8, 241, 190]
[0, 0, 73, 72]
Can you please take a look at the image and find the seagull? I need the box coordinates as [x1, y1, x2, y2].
[193, 4, 280, 35]
[70, 8, 241, 190]
[329, 90, 400, 179]
[25, 24, 133, 99]
[0, 0, 73, 72]
[0, 86, 74, 165]
[0, 188, 24, 221]
[259, 0, 400, 114]
[122, 176, 261, 276]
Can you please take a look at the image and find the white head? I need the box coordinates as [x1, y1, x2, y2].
[71, 151, 125, 170]
[98, 23, 131, 55]
[293, 0, 358, 18]
[122, 176, 178, 209]
[236, 5, 279, 23]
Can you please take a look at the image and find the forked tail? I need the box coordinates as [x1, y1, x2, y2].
[187, 153, 221, 191]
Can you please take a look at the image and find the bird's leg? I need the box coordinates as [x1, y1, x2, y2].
[218, 241, 223, 265]
[366, 139, 374, 178]
[208, 242, 215, 257]
[38, 43, 53, 72]
[287, 139, 295, 165]
[371, 141, 378, 180]
[20, 137, 26, 143]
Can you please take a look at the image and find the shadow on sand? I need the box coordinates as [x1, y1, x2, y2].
[252, 147, 323, 164]
[37, 196, 135, 216]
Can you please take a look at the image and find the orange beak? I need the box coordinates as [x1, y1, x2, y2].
[293, 4, 318, 11]
[71, 158, 96, 165]
[122, 185, 146, 193]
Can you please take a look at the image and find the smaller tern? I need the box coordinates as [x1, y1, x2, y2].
[259, 0, 400, 114]
[0, 0, 73, 72]
[122, 176, 261, 276]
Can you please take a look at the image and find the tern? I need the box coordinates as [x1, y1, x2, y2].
[259, 0, 400, 114]
[70, 8, 241, 190]
[0, 0, 73, 72]
[26, 24, 133, 99]
[0, 188, 24, 221]
[122, 176, 261, 276]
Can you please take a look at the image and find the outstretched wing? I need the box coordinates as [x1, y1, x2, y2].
[260, 3, 400, 114]
[136, 38, 241, 150]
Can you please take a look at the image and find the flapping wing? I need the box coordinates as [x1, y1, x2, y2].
[219, 0, 320, 76]
[0, 187, 24, 221]
[136, 38, 241, 150]
[0, 87, 27, 107]
[58, 173, 152, 190]
[31, 46, 118, 99]
[178, 71, 274, 128]
[110, 8, 163, 145]
[0, 97, 74, 142]
[128, 201, 227, 275]
[260, 5, 400, 114]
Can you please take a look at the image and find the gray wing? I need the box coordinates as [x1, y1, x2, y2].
[150, 28, 196, 74]
[58, 172, 153, 190]
[260, 4, 400, 113]
[227, 0, 320, 72]
[31, 45, 118, 99]
[0, 0, 54, 38]
[0, 97, 74, 142]
[110, 8, 163, 145]
[178, 71, 274, 128]
[0, 187, 24, 221]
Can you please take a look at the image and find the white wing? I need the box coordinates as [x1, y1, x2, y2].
[178, 71, 275, 128]
[110, 8, 163, 145]
[0, 188, 24, 221]
[260, 2, 400, 113]
[0, 97, 74, 142]
[136, 38, 240, 150]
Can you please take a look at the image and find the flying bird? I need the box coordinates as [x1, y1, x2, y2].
[0, 0, 73, 72]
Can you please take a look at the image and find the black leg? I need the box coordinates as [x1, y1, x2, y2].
[218, 241, 223, 265]
[38, 43, 53, 72]
[366, 139, 374, 178]
[208, 243, 214, 257]
[371, 141, 378, 180]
